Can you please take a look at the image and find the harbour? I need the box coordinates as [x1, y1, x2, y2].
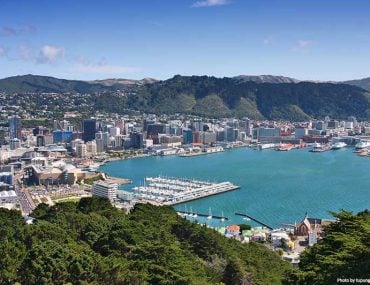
[99, 147, 370, 228]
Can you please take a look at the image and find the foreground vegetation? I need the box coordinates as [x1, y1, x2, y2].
[284, 210, 370, 284]
[0, 197, 290, 284]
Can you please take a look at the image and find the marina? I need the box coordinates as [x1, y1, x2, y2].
[133, 176, 240, 206]
[100, 147, 370, 228]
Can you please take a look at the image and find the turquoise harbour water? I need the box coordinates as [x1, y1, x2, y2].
[99, 148, 370, 228]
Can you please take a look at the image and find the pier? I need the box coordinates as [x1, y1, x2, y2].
[177, 210, 229, 220]
[134, 176, 240, 206]
[235, 212, 273, 230]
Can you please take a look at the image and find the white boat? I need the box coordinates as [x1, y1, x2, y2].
[355, 141, 370, 149]
[207, 207, 212, 219]
[331, 142, 347, 150]
[257, 143, 275, 150]
[220, 211, 225, 222]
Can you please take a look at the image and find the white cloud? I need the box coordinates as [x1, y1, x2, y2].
[74, 58, 140, 75]
[263, 36, 274, 45]
[192, 0, 230, 8]
[19, 45, 34, 60]
[291, 40, 314, 52]
[37, 45, 65, 63]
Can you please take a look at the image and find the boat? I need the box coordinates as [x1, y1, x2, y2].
[355, 141, 370, 150]
[220, 211, 225, 222]
[331, 142, 347, 150]
[257, 143, 275, 150]
[310, 142, 331, 152]
[207, 208, 212, 219]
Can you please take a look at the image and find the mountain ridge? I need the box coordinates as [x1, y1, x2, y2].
[1, 74, 369, 120]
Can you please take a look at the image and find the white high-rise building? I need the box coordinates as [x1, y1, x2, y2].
[92, 181, 117, 201]
[86, 140, 97, 156]
[109, 127, 120, 137]
[76, 143, 87, 158]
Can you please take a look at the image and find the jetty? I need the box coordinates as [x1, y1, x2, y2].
[235, 212, 273, 230]
[177, 210, 229, 220]
[134, 176, 239, 206]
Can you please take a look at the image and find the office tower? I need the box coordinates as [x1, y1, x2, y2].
[82, 119, 96, 142]
[8, 116, 21, 140]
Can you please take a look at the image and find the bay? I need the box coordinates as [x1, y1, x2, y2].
[99, 148, 370, 228]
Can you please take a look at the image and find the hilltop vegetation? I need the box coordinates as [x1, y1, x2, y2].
[1, 74, 370, 120]
[284, 210, 370, 284]
[0, 197, 290, 285]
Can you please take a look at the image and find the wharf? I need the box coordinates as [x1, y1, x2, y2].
[105, 176, 132, 185]
[177, 210, 229, 220]
[235, 212, 273, 230]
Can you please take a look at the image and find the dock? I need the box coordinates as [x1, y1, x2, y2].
[176, 210, 229, 220]
[134, 176, 240, 206]
[235, 212, 273, 230]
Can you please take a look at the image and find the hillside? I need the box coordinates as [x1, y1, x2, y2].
[343, 77, 370, 91]
[233, 75, 299, 84]
[0, 74, 109, 93]
[131, 75, 370, 120]
[1, 74, 370, 120]
[0, 197, 290, 284]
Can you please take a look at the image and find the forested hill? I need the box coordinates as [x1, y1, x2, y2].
[132, 75, 370, 120]
[1, 74, 370, 120]
[0, 197, 290, 285]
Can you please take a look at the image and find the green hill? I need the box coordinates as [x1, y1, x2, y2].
[132, 75, 370, 120]
[0, 198, 290, 284]
[0, 74, 109, 93]
[1, 74, 370, 120]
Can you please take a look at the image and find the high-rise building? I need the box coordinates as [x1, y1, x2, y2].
[82, 119, 96, 142]
[182, 129, 193, 145]
[76, 143, 87, 158]
[86, 140, 97, 156]
[53, 130, 73, 144]
[131, 132, 144, 149]
[92, 181, 117, 201]
[8, 116, 22, 140]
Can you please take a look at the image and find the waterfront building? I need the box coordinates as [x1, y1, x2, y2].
[82, 119, 97, 142]
[191, 119, 203, 132]
[257, 127, 281, 143]
[182, 129, 193, 145]
[92, 181, 117, 201]
[130, 132, 144, 149]
[86, 140, 97, 156]
[193, 131, 201, 144]
[295, 127, 308, 139]
[224, 126, 235, 142]
[8, 115, 22, 140]
[202, 131, 217, 145]
[147, 123, 166, 144]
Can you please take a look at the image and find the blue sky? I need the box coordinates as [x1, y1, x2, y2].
[0, 0, 370, 81]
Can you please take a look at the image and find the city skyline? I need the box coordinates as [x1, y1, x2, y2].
[1, 0, 370, 81]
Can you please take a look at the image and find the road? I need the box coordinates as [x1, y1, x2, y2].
[14, 174, 35, 215]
